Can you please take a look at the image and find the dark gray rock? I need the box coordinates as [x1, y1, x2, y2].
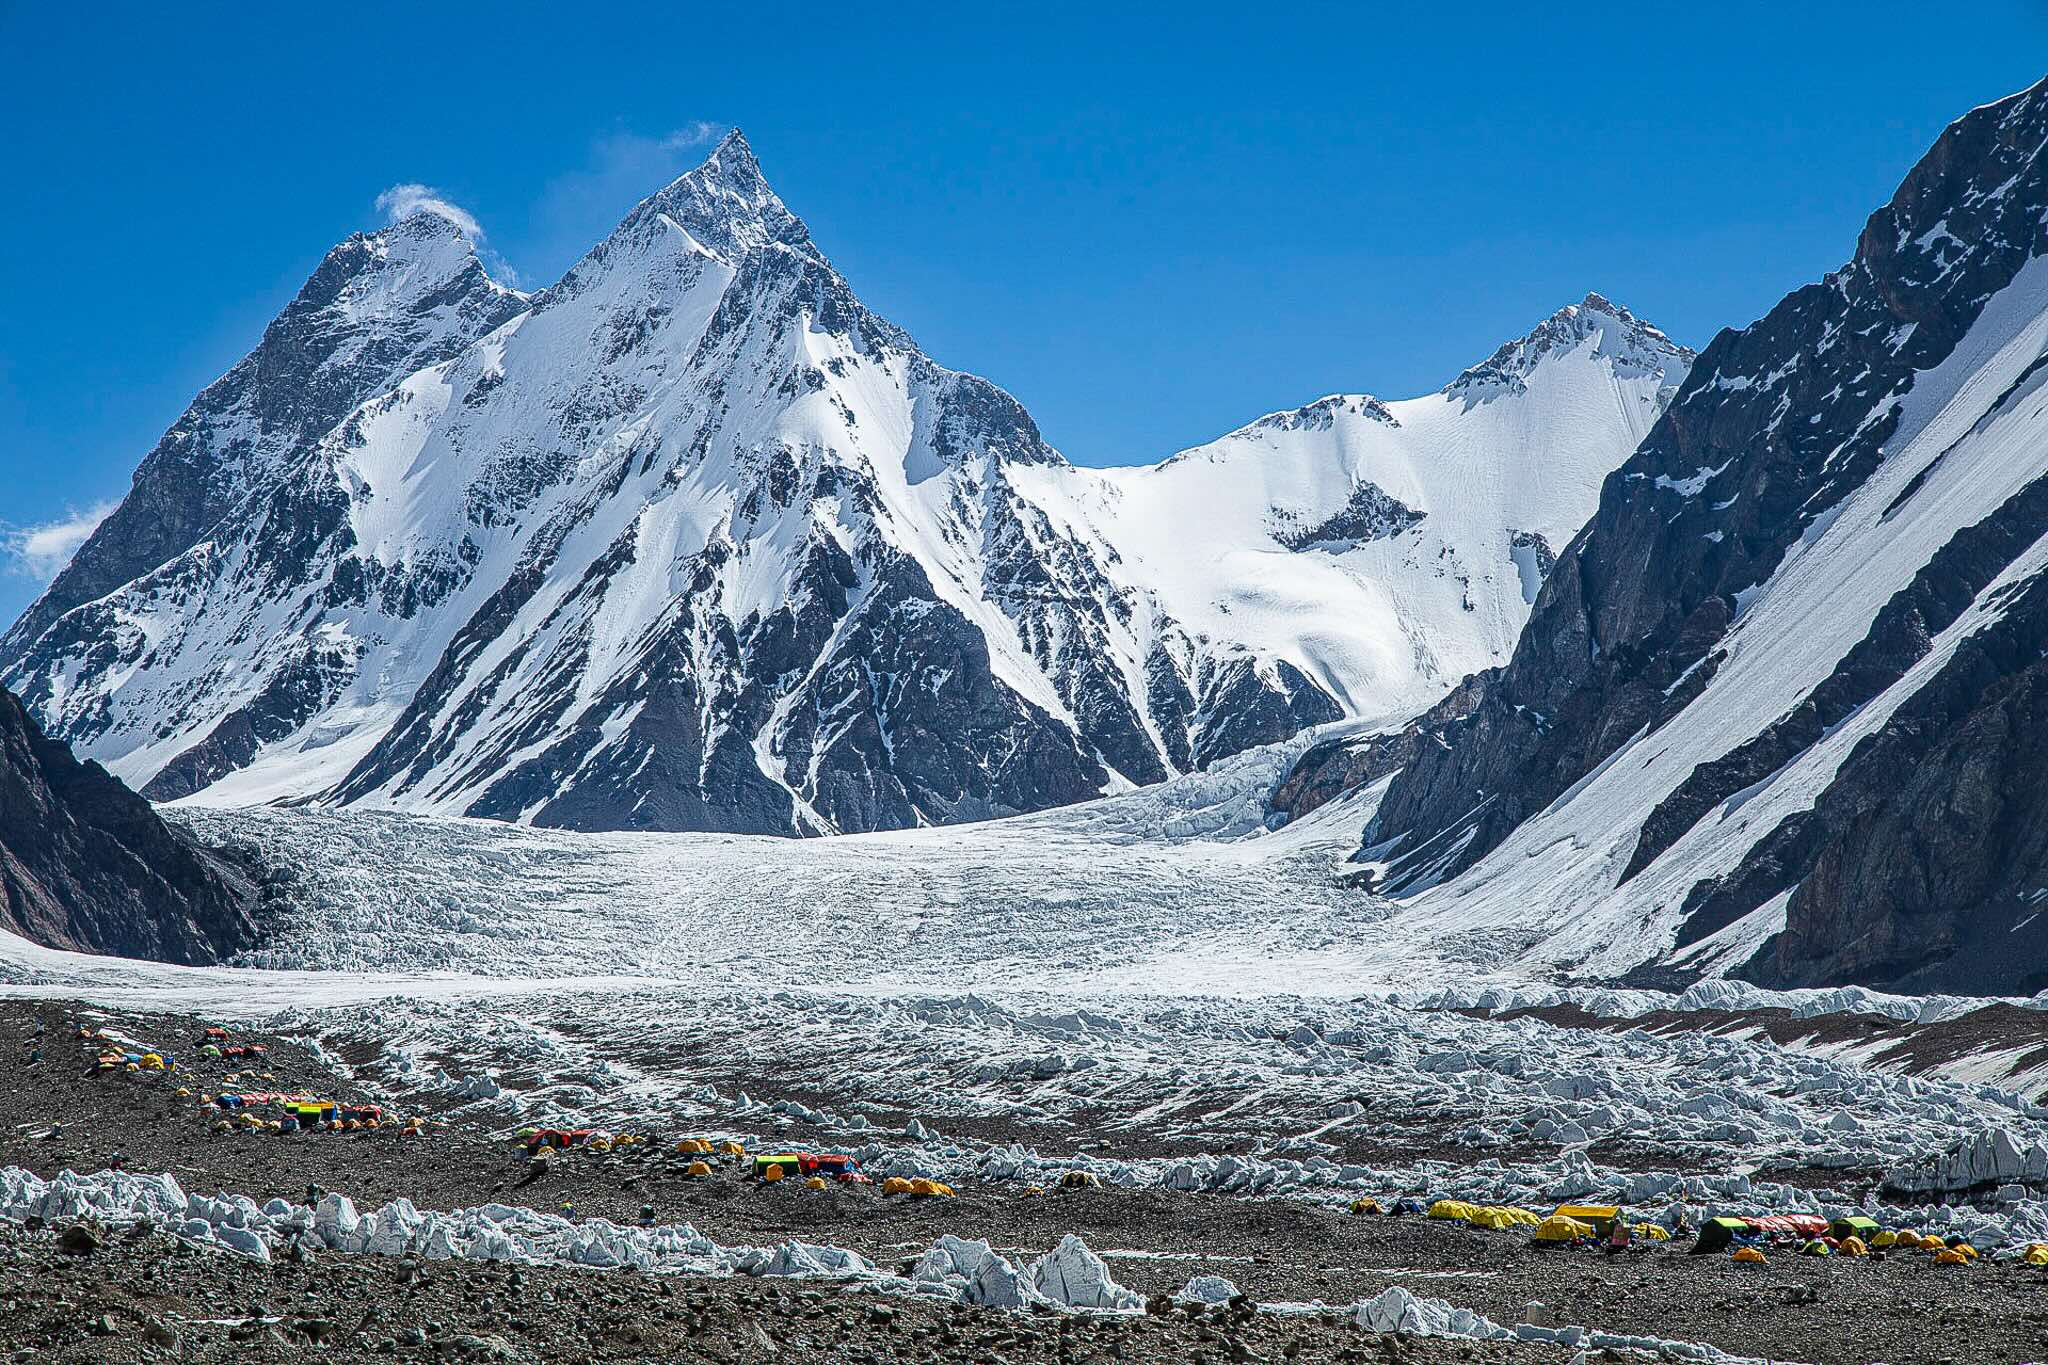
[1270, 481, 1423, 551]
[1355, 75, 2048, 959]
[0, 684, 256, 963]
[1271, 674, 1488, 824]
[1734, 565, 2048, 992]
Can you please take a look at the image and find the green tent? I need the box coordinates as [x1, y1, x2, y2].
[1829, 1215, 1880, 1241]
[1691, 1216, 1751, 1253]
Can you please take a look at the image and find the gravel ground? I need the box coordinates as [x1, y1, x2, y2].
[0, 1222, 1576, 1365]
[7, 1001, 2048, 1364]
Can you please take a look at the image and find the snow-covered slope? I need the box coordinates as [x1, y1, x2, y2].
[1022, 293, 1686, 759]
[0, 212, 527, 663]
[0, 133, 1686, 834]
[1337, 76, 2048, 993]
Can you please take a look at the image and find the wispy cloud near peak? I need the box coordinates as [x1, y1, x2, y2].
[372, 183, 521, 286]
[5, 501, 117, 582]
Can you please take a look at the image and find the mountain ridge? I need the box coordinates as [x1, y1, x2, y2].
[1, 134, 1688, 836]
[1312, 74, 2048, 994]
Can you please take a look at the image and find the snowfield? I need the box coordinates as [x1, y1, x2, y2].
[5, 734, 2048, 1265]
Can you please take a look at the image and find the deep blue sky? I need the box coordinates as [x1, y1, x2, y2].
[3, 5, 2045, 626]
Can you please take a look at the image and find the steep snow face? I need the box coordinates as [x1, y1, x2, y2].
[1021, 295, 1689, 755]
[0, 134, 1685, 835]
[0, 211, 526, 661]
[1343, 76, 2048, 992]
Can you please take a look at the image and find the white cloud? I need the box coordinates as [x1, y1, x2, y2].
[373, 182, 483, 239]
[372, 183, 521, 287]
[5, 501, 117, 581]
[660, 121, 727, 151]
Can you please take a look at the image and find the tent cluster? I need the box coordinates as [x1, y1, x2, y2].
[1403, 1200, 1670, 1248]
[1427, 1199, 1543, 1231]
[514, 1123, 957, 1198]
[1355, 1188, 2044, 1270]
[516, 1128, 654, 1155]
[672, 1137, 746, 1157]
[192, 1025, 267, 1063]
[72, 1019, 433, 1139]
[750, 1152, 870, 1187]
[206, 1093, 423, 1138]
[1699, 1214, 1988, 1265]
[76, 1025, 180, 1077]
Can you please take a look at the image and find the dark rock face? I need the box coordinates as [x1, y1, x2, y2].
[1271, 675, 1489, 824]
[1270, 482, 1423, 551]
[1637, 471, 2048, 893]
[777, 559, 1106, 830]
[1355, 77, 2048, 947]
[142, 637, 361, 802]
[1741, 565, 2048, 993]
[1187, 657, 1343, 772]
[976, 464, 1169, 787]
[0, 686, 256, 963]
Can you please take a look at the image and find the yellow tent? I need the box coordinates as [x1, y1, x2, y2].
[1429, 1199, 1479, 1221]
[1532, 1215, 1591, 1244]
[1553, 1204, 1621, 1235]
[1732, 1246, 1768, 1265]
[1468, 1206, 1542, 1230]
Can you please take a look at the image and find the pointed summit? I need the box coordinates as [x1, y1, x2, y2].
[0, 206, 526, 660]
[606, 126, 816, 268]
[693, 126, 763, 186]
[1444, 294, 1693, 399]
[310, 207, 510, 309]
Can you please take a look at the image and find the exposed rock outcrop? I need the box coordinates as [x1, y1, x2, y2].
[0, 685, 257, 962]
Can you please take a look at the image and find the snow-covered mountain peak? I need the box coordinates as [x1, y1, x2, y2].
[0, 134, 1682, 839]
[600, 127, 815, 269]
[323, 209, 521, 315]
[1445, 293, 1693, 400]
